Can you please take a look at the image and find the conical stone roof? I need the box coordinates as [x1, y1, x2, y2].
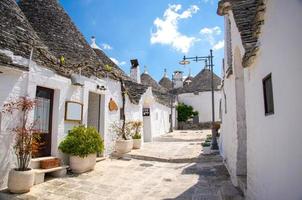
[183, 75, 194, 87]
[159, 77, 173, 90]
[19, 0, 104, 77]
[141, 72, 166, 92]
[0, 0, 59, 71]
[171, 68, 221, 94]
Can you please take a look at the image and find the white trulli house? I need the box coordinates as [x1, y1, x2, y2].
[160, 68, 222, 129]
[218, 0, 302, 199]
[0, 0, 173, 189]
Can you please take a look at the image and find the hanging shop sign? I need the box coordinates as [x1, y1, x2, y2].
[109, 98, 118, 111]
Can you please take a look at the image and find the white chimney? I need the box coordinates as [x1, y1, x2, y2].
[130, 59, 141, 83]
[90, 36, 101, 50]
[173, 71, 183, 88]
[163, 68, 168, 78]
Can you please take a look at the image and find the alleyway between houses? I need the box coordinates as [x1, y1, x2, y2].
[0, 130, 231, 200]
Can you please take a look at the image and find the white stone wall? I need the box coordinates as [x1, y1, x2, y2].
[178, 91, 221, 123]
[220, 11, 247, 186]
[244, 1, 302, 199]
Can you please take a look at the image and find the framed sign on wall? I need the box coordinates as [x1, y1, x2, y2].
[65, 101, 83, 122]
[143, 108, 150, 116]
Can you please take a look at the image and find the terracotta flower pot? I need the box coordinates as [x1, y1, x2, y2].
[115, 139, 133, 154]
[133, 139, 142, 149]
[69, 153, 96, 174]
[8, 168, 34, 194]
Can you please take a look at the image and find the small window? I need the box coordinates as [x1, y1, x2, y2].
[263, 73, 274, 115]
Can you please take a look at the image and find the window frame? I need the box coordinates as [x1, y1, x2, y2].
[262, 73, 274, 116]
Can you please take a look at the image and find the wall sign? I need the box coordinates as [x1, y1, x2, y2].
[109, 98, 118, 111]
[65, 101, 83, 122]
[143, 108, 150, 116]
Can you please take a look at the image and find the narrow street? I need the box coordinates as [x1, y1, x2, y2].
[0, 130, 231, 200]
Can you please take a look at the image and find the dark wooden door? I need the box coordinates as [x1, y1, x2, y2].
[34, 86, 54, 157]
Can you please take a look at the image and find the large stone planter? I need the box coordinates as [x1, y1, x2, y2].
[203, 146, 211, 154]
[69, 153, 96, 174]
[133, 139, 142, 149]
[8, 168, 34, 194]
[115, 139, 133, 154]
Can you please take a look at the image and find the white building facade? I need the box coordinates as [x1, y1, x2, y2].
[218, 0, 302, 199]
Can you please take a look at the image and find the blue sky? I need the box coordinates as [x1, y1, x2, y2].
[60, 0, 224, 81]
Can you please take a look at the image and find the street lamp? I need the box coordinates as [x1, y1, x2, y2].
[179, 49, 218, 150]
[169, 73, 176, 133]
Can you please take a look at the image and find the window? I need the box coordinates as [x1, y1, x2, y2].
[263, 73, 274, 115]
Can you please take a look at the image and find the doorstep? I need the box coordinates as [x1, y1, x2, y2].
[30, 156, 57, 169]
[34, 165, 69, 185]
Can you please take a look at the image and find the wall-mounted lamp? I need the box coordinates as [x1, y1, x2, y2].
[71, 73, 84, 86]
[97, 85, 106, 91]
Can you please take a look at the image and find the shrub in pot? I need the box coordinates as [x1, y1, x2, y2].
[130, 121, 143, 149]
[2, 97, 40, 194]
[59, 126, 104, 173]
[202, 142, 211, 154]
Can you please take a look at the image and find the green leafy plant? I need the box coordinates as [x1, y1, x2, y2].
[132, 132, 141, 139]
[202, 142, 211, 147]
[176, 103, 198, 122]
[59, 125, 104, 157]
[130, 121, 142, 139]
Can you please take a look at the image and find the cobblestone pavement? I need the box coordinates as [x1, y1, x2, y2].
[0, 130, 230, 200]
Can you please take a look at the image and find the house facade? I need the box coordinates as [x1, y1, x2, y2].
[160, 69, 222, 127]
[218, 0, 302, 199]
[0, 0, 172, 189]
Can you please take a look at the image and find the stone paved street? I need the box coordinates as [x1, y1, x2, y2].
[0, 130, 230, 200]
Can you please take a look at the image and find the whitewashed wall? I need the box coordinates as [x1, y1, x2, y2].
[178, 91, 221, 123]
[244, 1, 302, 199]
[220, 10, 247, 186]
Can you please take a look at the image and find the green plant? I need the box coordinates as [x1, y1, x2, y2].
[202, 142, 211, 147]
[132, 132, 141, 139]
[130, 121, 142, 139]
[59, 125, 104, 157]
[176, 103, 198, 122]
[2, 97, 41, 171]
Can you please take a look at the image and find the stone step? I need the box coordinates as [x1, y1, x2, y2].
[96, 157, 106, 162]
[218, 181, 244, 200]
[34, 165, 69, 185]
[30, 156, 57, 169]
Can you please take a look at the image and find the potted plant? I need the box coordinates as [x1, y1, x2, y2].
[2, 97, 40, 194]
[111, 121, 133, 154]
[202, 142, 211, 154]
[59, 125, 104, 173]
[131, 121, 143, 149]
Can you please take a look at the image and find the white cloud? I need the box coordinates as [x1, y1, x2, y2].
[102, 43, 113, 50]
[150, 4, 200, 54]
[110, 57, 126, 66]
[201, 0, 214, 4]
[213, 40, 224, 50]
[200, 26, 222, 45]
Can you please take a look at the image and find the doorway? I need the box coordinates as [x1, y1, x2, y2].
[87, 92, 102, 133]
[34, 86, 54, 157]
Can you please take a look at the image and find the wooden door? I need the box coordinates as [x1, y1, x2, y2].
[34, 86, 54, 157]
